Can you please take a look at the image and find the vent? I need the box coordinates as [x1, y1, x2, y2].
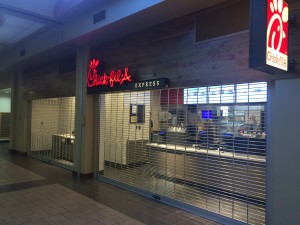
[93, 10, 106, 24]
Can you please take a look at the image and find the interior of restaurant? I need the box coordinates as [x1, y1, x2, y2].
[98, 82, 267, 224]
[99, 82, 267, 166]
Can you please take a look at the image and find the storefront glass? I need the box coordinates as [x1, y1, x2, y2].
[98, 82, 267, 225]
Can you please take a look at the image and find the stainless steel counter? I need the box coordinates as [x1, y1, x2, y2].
[145, 142, 266, 202]
[146, 143, 266, 163]
[52, 134, 75, 162]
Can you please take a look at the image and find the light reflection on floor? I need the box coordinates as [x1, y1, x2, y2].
[0, 158, 44, 186]
[103, 165, 265, 225]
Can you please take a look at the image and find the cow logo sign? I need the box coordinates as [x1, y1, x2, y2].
[266, 0, 288, 71]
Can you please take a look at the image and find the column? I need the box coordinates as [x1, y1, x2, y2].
[74, 47, 96, 178]
[267, 79, 300, 225]
[10, 68, 30, 153]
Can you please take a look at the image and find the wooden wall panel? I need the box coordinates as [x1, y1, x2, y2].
[91, 0, 299, 89]
[195, 0, 249, 42]
[22, 55, 76, 100]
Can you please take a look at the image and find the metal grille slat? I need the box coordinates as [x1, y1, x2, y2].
[30, 97, 75, 169]
[98, 82, 267, 225]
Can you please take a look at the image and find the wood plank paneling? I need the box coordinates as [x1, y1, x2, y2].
[22, 55, 76, 100]
[195, 0, 249, 42]
[91, 0, 299, 88]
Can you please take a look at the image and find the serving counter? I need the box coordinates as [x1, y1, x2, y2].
[146, 142, 265, 162]
[145, 142, 266, 204]
[52, 134, 75, 162]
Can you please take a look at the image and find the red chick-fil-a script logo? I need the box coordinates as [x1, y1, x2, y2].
[266, 0, 289, 71]
[87, 59, 132, 88]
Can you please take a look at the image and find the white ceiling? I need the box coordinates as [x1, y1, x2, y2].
[0, 13, 44, 51]
[0, 0, 86, 19]
[0, 0, 58, 18]
[0, 0, 227, 90]
[0, 0, 226, 54]
[0, 0, 88, 52]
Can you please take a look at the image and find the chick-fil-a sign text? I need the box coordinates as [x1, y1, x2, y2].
[87, 59, 132, 88]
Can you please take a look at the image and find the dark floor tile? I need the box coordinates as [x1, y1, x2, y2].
[0, 179, 52, 193]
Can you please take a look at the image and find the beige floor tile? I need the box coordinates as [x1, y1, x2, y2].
[0, 158, 44, 185]
[0, 184, 145, 225]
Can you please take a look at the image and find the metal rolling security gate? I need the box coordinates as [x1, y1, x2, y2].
[30, 97, 76, 170]
[97, 82, 267, 225]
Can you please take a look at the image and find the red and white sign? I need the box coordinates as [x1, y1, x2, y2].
[266, 0, 289, 71]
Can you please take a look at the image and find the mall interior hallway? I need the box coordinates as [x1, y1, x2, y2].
[0, 142, 221, 225]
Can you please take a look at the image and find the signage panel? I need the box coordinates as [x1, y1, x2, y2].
[249, 0, 289, 73]
[86, 58, 168, 94]
[266, 0, 289, 71]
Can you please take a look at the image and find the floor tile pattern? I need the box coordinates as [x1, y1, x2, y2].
[0, 158, 44, 186]
[0, 184, 145, 225]
[0, 143, 223, 225]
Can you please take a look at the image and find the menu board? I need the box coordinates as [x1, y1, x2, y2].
[184, 82, 266, 104]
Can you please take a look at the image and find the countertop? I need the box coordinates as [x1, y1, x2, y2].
[52, 134, 75, 139]
[145, 143, 266, 163]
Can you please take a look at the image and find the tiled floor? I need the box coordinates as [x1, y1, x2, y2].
[0, 184, 144, 225]
[103, 165, 265, 225]
[0, 143, 222, 225]
[0, 158, 44, 185]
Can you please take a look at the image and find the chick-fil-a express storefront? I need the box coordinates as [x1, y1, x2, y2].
[87, 57, 267, 225]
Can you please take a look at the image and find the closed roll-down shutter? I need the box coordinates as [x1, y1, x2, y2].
[98, 82, 267, 225]
[30, 97, 75, 169]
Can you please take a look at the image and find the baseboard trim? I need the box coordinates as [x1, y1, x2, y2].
[72, 171, 94, 179]
[9, 149, 28, 156]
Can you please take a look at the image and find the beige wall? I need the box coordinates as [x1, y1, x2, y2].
[30, 97, 75, 151]
[10, 69, 30, 153]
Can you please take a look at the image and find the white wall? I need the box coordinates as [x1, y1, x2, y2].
[103, 92, 125, 164]
[31, 99, 60, 151]
[268, 79, 300, 225]
[100, 91, 151, 165]
[0, 93, 11, 112]
[31, 97, 75, 151]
